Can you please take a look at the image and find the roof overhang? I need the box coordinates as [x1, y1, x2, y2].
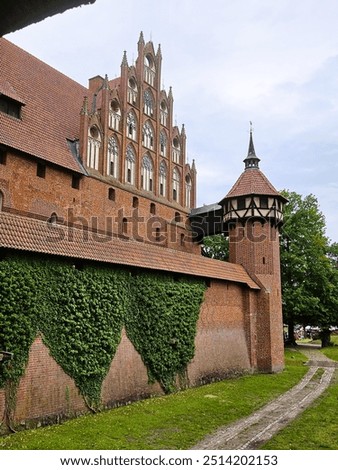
[0, 0, 96, 36]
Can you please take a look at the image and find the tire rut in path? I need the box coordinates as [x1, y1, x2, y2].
[192, 346, 336, 450]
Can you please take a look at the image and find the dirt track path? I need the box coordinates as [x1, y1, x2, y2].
[192, 345, 337, 450]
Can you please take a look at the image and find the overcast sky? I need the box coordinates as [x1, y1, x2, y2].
[6, 0, 338, 242]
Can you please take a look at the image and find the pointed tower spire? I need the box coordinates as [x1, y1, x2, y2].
[156, 43, 162, 59]
[80, 96, 89, 115]
[103, 74, 109, 90]
[244, 122, 260, 170]
[138, 31, 145, 46]
[121, 50, 128, 67]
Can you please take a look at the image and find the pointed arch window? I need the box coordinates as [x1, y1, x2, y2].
[160, 130, 167, 157]
[141, 154, 153, 192]
[142, 121, 154, 149]
[159, 160, 167, 197]
[126, 111, 137, 141]
[172, 137, 181, 164]
[127, 77, 138, 104]
[185, 174, 192, 209]
[87, 126, 101, 170]
[144, 54, 155, 86]
[160, 100, 168, 126]
[125, 145, 136, 185]
[109, 100, 121, 131]
[172, 167, 180, 202]
[107, 136, 119, 178]
[144, 89, 154, 116]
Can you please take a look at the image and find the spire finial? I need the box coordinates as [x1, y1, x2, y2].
[244, 122, 260, 169]
[121, 50, 128, 67]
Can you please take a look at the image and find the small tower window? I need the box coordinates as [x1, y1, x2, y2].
[108, 188, 115, 201]
[237, 197, 246, 210]
[260, 196, 269, 208]
[0, 191, 3, 211]
[150, 203, 156, 215]
[37, 162, 46, 178]
[155, 227, 161, 241]
[175, 212, 181, 223]
[133, 196, 139, 208]
[122, 217, 128, 235]
[0, 149, 7, 165]
[72, 174, 80, 189]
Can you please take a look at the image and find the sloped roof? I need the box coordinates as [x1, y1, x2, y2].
[0, 1, 95, 37]
[0, 38, 87, 173]
[220, 168, 283, 202]
[0, 212, 259, 289]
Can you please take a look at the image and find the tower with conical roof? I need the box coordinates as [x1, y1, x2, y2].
[220, 126, 287, 372]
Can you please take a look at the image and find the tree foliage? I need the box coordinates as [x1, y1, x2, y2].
[280, 190, 338, 345]
[201, 234, 229, 261]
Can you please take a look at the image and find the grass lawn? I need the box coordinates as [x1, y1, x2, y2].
[262, 372, 338, 450]
[262, 336, 338, 450]
[0, 349, 307, 450]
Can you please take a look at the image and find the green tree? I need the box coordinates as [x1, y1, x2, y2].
[201, 234, 229, 261]
[280, 191, 338, 346]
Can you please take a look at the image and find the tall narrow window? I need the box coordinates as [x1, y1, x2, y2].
[159, 160, 167, 197]
[36, 162, 46, 178]
[150, 203, 156, 215]
[0, 191, 3, 211]
[125, 145, 136, 185]
[127, 77, 138, 104]
[126, 112, 137, 141]
[87, 126, 101, 170]
[160, 100, 168, 126]
[185, 174, 192, 209]
[0, 149, 7, 165]
[108, 188, 115, 201]
[122, 217, 128, 235]
[172, 137, 180, 163]
[107, 136, 119, 178]
[109, 100, 121, 131]
[160, 131, 167, 157]
[172, 167, 180, 202]
[141, 154, 153, 192]
[142, 121, 154, 149]
[144, 54, 155, 86]
[144, 89, 154, 116]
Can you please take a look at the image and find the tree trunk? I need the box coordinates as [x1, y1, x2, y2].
[321, 329, 331, 348]
[286, 320, 297, 345]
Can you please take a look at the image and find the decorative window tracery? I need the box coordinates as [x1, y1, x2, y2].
[87, 126, 101, 170]
[185, 174, 192, 209]
[160, 131, 167, 157]
[107, 137, 119, 178]
[141, 154, 153, 192]
[159, 160, 167, 197]
[144, 54, 155, 86]
[109, 100, 121, 131]
[125, 145, 136, 185]
[172, 137, 180, 164]
[144, 89, 154, 116]
[142, 121, 154, 149]
[172, 167, 180, 202]
[126, 111, 137, 140]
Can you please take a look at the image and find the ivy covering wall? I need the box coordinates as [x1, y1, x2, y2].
[0, 255, 206, 411]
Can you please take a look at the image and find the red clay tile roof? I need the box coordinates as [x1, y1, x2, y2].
[0, 212, 259, 289]
[0, 38, 87, 173]
[220, 168, 282, 202]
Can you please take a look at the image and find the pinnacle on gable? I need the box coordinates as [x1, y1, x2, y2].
[121, 50, 128, 67]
